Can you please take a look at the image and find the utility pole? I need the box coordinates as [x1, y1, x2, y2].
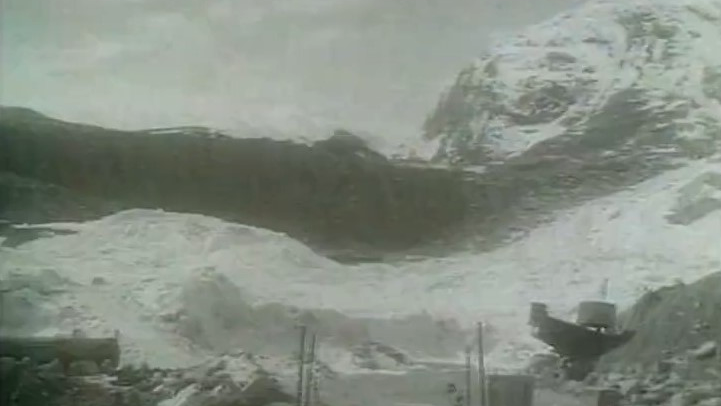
[465, 345, 472, 406]
[717, 303, 721, 372]
[312, 363, 321, 406]
[303, 333, 317, 406]
[477, 322, 488, 406]
[0, 288, 12, 332]
[296, 325, 307, 406]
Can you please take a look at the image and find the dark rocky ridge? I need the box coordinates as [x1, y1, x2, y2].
[3, 106, 716, 259]
[0, 107, 468, 255]
[0, 172, 127, 225]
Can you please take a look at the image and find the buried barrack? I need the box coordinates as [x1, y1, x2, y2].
[0, 334, 120, 372]
[529, 301, 635, 381]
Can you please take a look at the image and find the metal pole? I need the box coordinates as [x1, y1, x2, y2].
[303, 333, 317, 406]
[477, 322, 488, 406]
[465, 345, 472, 406]
[296, 325, 307, 406]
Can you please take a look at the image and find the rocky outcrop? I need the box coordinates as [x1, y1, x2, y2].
[0, 107, 468, 254]
[665, 171, 721, 224]
[600, 272, 721, 369]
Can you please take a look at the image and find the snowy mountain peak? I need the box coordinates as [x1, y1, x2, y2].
[424, 0, 721, 164]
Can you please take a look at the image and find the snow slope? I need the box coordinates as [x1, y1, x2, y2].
[425, 0, 721, 163]
[2, 156, 719, 373]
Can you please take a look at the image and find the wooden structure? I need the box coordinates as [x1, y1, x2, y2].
[296, 326, 308, 406]
[576, 301, 617, 330]
[477, 322, 489, 406]
[0, 336, 120, 370]
[487, 374, 534, 406]
[296, 326, 319, 406]
[597, 389, 623, 406]
[465, 345, 472, 406]
[529, 303, 548, 327]
[528, 302, 634, 380]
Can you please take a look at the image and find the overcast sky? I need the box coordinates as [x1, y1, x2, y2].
[1, 0, 581, 146]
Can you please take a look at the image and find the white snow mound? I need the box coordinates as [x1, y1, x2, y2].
[1, 158, 720, 372]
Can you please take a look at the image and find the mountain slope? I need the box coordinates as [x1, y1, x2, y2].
[2, 156, 719, 373]
[424, 0, 721, 165]
[0, 107, 468, 256]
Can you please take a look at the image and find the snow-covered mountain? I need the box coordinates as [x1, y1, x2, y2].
[424, 0, 721, 165]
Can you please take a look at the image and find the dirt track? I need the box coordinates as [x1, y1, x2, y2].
[321, 365, 595, 406]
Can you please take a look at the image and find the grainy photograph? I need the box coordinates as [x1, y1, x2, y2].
[1, 0, 720, 405]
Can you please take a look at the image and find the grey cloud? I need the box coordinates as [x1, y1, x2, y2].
[1, 0, 581, 142]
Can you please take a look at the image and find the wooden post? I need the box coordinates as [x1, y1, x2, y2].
[0, 289, 4, 330]
[0, 288, 10, 331]
[465, 345, 472, 406]
[303, 333, 317, 406]
[717, 303, 721, 371]
[477, 322, 488, 406]
[312, 364, 321, 406]
[296, 325, 307, 406]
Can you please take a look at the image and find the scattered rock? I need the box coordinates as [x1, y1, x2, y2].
[689, 341, 718, 360]
[0, 354, 296, 406]
[601, 273, 721, 367]
[241, 375, 292, 405]
[686, 383, 721, 404]
[669, 393, 688, 406]
[91, 277, 107, 286]
[697, 398, 721, 406]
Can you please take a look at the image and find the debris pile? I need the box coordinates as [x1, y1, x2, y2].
[596, 271, 721, 405]
[0, 353, 295, 406]
[592, 361, 721, 406]
[350, 341, 413, 370]
[601, 272, 721, 369]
